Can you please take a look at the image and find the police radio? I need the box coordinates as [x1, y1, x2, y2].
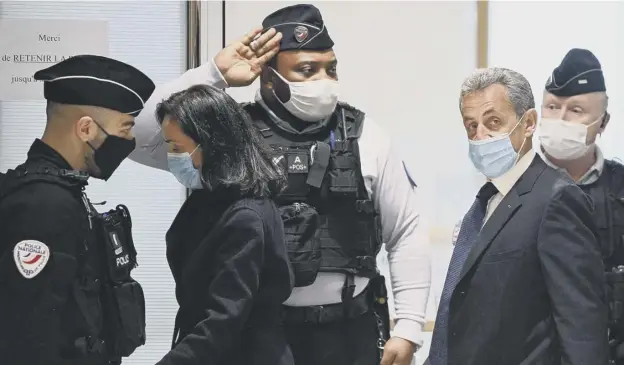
[100, 205, 137, 274]
[92, 204, 146, 358]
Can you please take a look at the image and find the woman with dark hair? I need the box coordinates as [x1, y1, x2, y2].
[153, 84, 294, 365]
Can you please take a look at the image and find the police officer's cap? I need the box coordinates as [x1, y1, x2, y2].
[34, 55, 155, 117]
[262, 4, 334, 52]
[545, 48, 606, 97]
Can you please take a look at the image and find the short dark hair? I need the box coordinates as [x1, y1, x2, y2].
[155, 84, 286, 198]
[45, 101, 62, 122]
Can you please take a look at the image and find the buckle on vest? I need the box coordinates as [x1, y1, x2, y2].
[356, 256, 376, 270]
[259, 127, 272, 138]
[355, 200, 374, 214]
[59, 169, 89, 181]
[36, 167, 50, 175]
[304, 305, 328, 323]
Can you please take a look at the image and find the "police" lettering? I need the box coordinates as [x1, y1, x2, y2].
[116, 254, 130, 267]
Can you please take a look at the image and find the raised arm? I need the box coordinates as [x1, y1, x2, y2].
[129, 60, 229, 170]
[129, 27, 283, 170]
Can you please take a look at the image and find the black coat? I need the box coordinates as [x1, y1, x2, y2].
[157, 190, 295, 365]
[0, 140, 106, 365]
[446, 156, 608, 365]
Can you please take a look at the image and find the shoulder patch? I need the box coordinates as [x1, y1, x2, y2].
[402, 161, 417, 188]
[13, 240, 50, 279]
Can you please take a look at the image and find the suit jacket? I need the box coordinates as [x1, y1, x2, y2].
[447, 155, 608, 365]
[156, 190, 295, 365]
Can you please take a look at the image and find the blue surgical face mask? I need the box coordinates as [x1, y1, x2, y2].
[468, 116, 527, 179]
[167, 146, 203, 189]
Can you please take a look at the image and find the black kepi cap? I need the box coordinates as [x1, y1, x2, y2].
[545, 48, 606, 97]
[262, 4, 334, 52]
[34, 55, 155, 117]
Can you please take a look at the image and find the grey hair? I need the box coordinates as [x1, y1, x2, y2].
[459, 67, 535, 119]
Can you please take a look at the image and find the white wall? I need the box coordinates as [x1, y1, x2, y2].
[0, 2, 186, 363]
[489, 1, 620, 159]
[215, 1, 479, 361]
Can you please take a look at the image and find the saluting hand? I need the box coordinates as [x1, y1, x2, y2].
[214, 26, 282, 87]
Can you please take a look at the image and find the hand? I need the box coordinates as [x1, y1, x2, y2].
[214, 26, 282, 87]
[380, 337, 417, 365]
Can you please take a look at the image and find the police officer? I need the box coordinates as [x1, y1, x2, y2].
[130, 4, 430, 365]
[538, 48, 623, 363]
[0, 55, 155, 365]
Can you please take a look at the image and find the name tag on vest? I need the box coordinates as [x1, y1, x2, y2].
[288, 154, 309, 174]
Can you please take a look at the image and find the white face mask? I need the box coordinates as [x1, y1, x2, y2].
[270, 68, 339, 122]
[538, 116, 602, 160]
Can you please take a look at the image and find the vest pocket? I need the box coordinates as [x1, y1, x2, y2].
[108, 281, 146, 357]
[607, 195, 624, 261]
[328, 151, 358, 196]
[280, 203, 322, 287]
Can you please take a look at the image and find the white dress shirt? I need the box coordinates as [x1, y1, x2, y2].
[129, 59, 431, 345]
[487, 149, 536, 221]
[453, 149, 536, 241]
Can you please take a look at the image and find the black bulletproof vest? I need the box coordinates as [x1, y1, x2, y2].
[580, 160, 624, 268]
[580, 160, 624, 363]
[0, 166, 146, 361]
[243, 102, 382, 288]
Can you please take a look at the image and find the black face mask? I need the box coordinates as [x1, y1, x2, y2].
[89, 120, 136, 181]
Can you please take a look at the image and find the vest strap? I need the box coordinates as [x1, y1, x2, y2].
[306, 142, 331, 188]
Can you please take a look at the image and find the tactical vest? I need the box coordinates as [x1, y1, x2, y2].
[243, 102, 382, 289]
[0, 166, 146, 361]
[581, 160, 624, 364]
[581, 160, 624, 267]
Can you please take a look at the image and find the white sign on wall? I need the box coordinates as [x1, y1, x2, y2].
[0, 19, 108, 100]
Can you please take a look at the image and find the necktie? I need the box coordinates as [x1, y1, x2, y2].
[429, 182, 499, 365]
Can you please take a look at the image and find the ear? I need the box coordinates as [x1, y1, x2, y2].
[75, 116, 98, 143]
[191, 145, 203, 169]
[523, 109, 538, 137]
[600, 112, 610, 132]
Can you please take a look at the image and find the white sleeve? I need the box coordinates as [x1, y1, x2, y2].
[358, 116, 431, 347]
[129, 59, 229, 170]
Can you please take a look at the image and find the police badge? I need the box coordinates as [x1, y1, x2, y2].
[294, 25, 309, 43]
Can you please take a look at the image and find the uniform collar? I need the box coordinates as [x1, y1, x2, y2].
[491, 148, 536, 197]
[537, 143, 604, 185]
[27, 139, 74, 170]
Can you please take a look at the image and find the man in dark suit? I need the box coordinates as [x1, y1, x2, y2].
[426, 67, 609, 365]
